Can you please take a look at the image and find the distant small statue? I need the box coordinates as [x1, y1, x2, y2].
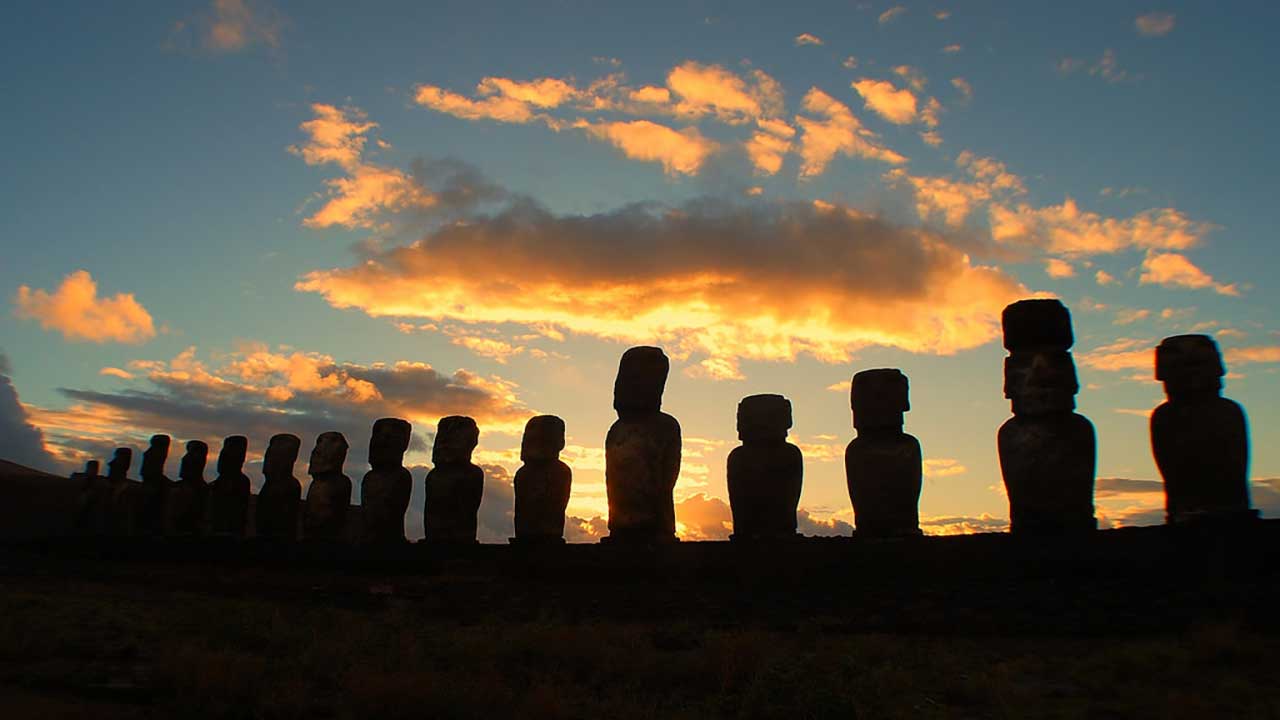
[605, 346, 682, 543]
[423, 416, 484, 543]
[167, 440, 209, 535]
[512, 415, 572, 544]
[726, 394, 802, 540]
[845, 370, 922, 537]
[209, 436, 251, 537]
[255, 433, 301, 541]
[72, 460, 108, 535]
[303, 431, 351, 541]
[1151, 334, 1255, 524]
[361, 418, 414, 544]
[137, 434, 171, 536]
[105, 447, 138, 537]
[998, 299, 1096, 534]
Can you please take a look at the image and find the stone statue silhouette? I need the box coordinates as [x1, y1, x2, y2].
[727, 394, 802, 540]
[303, 431, 351, 541]
[255, 433, 301, 541]
[423, 416, 484, 543]
[208, 436, 251, 537]
[1151, 334, 1255, 524]
[168, 440, 209, 535]
[605, 346, 681, 543]
[512, 415, 572, 544]
[72, 459, 107, 535]
[845, 370, 922, 537]
[105, 447, 137, 537]
[360, 418, 413, 544]
[137, 434, 171, 536]
[998, 299, 1096, 534]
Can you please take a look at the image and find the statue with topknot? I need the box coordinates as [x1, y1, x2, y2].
[1151, 334, 1255, 524]
[209, 436, 251, 537]
[255, 433, 301, 541]
[604, 346, 682, 543]
[846, 369, 922, 537]
[360, 418, 414, 543]
[423, 416, 484, 543]
[167, 440, 209, 535]
[303, 431, 352, 540]
[137, 434, 171, 535]
[727, 394, 802, 540]
[512, 415, 572, 544]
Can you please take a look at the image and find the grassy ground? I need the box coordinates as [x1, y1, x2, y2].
[2, 572, 1279, 720]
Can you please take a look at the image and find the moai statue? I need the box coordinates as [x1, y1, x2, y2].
[105, 447, 138, 537]
[360, 418, 413, 544]
[1151, 334, 1255, 524]
[208, 436, 251, 537]
[167, 440, 209, 535]
[512, 415, 572, 544]
[303, 432, 352, 541]
[998, 299, 1096, 534]
[423, 416, 484, 543]
[845, 370, 922, 537]
[726, 394, 802, 540]
[604, 347, 682, 543]
[72, 460, 108, 535]
[255, 433, 301, 541]
[137, 434, 171, 536]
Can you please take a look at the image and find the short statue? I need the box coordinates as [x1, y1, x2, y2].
[72, 460, 108, 535]
[303, 431, 352, 540]
[1151, 334, 1255, 524]
[512, 415, 572, 543]
[255, 433, 302, 541]
[167, 440, 209, 535]
[605, 346, 682, 543]
[727, 394, 802, 540]
[360, 418, 414, 543]
[423, 416, 484, 543]
[845, 370, 922, 537]
[208, 436, 251, 537]
[106, 447, 138, 537]
[998, 299, 1096, 533]
[137, 434, 172, 535]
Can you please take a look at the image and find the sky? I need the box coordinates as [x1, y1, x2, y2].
[3, 0, 1280, 541]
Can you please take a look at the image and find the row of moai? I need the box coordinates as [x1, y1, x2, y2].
[70, 298, 1257, 543]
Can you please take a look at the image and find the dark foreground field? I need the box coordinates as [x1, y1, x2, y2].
[3, 525, 1279, 719]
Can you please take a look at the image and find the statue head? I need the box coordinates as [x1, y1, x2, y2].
[263, 433, 301, 478]
[432, 416, 479, 465]
[84, 460, 100, 477]
[1004, 350, 1078, 415]
[1002, 299, 1074, 352]
[521, 415, 566, 461]
[106, 447, 132, 480]
[140, 434, 171, 477]
[1156, 334, 1225, 399]
[737, 394, 792, 444]
[179, 440, 208, 482]
[217, 435, 248, 475]
[613, 346, 669, 416]
[368, 418, 412, 470]
[851, 369, 910, 431]
[308, 431, 349, 476]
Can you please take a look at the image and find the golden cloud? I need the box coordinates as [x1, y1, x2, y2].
[852, 78, 919, 125]
[574, 119, 719, 175]
[990, 198, 1212, 255]
[14, 270, 156, 344]
[1138, 252, 1239, 296]
[795, 88, 907, 177]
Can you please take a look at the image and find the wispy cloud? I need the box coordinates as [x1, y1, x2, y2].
[794, 32, 824, 46]
[1139, 252, 1239, 296]
[879, 6, 907, 25]
[1135, 12, 1176, 37]
[14, 270, 156, 344]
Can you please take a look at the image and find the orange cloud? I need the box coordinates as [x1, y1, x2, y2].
[14, 270, 156, 344]
[795, 88, 907, 177]
[1226, 346, 1280, 365]
[1136, 12, 1176, 37]
[852, 78, 918, 124]
[879, 6, 906, 24]
[666, 62, 785, 124]
[167, 0, 283, 53]
[413, 84, 544, 124]
[575, 119, 719, 175]
[1138, 252, 1239, 295]
[951, 77, 973, 102]
[990, 198, 1211, 255]
[885, 152, 1023, 227]
[475, 76, 579, 108]
[745, 118, 795, 175]
[1078, 338, 1153, 372]
[794, 33, 824, 46]
[99, 367, 134, 380]
[923, 458, 967, 478]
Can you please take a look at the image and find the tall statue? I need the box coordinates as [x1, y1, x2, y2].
[303, 431, 351, 540]
[168, 440, 209, 535]
[105, 447, 137, 537]
[423, 416, 484, 543]
[209, 436, 251, 537]
[1151, 334, 1255, 524]
[255, 433, 301, 541]
[845, 369, 922, 537]
[998, 299, 1096, 534]
[512, 415, 572, 544]
[360, 418, 413, 543]
[137, 434, 171, 535]
[727, 394, 802, 540]
[605, 346, 681, 543]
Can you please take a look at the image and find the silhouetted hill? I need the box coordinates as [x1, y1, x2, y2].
[0, 458, 77, 540]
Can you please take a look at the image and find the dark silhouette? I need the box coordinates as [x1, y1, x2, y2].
[72, 459, 108, 535]
[424, 416, 484, 543]
[360, 418, 413, 544]
[137, 434, 171, 536]
[303, 431, 351, 540]
[846, 369, 922, 537]
[727, 394, 802, 540]
[605, 346, 681, 543]
[512, 414, 572, 544]
[255, 433, 301, 541]
[1151, 334, 1256, 524]
[998, 299, 1096, 534]
[105, 447, 137, 537]
[168, 440, 209, 535]
[208, 436, 251, 537]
